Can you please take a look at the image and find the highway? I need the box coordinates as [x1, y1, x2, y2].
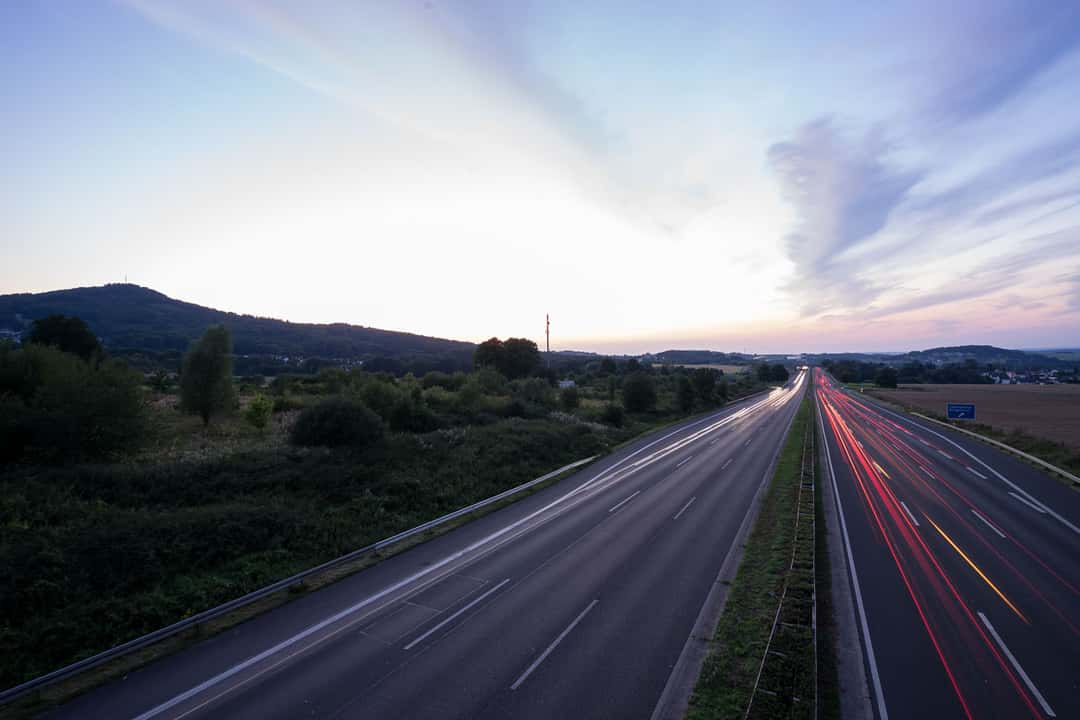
[47, 370, 807, 720]
[816, 369, 1080, 719]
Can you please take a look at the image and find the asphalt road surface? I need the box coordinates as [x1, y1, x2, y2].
[816, 369, 1080, 720]
[47, 371, 807, 720]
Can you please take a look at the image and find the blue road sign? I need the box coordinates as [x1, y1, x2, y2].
[947, 403, 976, 420]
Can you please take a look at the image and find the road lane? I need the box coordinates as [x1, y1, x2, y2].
[47, 372, 807, 720]
[816, 370, 1080, 720]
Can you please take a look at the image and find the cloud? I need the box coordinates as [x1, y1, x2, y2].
[924, 3, 1080, 124]
[909, 129, 1080, 227]
[767, 118, 922, 315]
[1058, 267, 1080, 311]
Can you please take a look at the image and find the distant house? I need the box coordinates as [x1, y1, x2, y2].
[558, 379, 576, 389]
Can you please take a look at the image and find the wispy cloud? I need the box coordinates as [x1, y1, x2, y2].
[922, 3, 1080, 124]
[767, 118, 922, 315]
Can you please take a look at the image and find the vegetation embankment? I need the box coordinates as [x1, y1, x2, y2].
[687, 392, 838, 719]
[864, 384, 1080, 477]
[0, 318, 783, 692]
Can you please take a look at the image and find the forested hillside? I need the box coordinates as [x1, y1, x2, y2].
[0, 284, 475, 371]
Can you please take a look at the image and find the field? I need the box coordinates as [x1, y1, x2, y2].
[674, 364, 750, 375]
[867, 383, 1080, 450]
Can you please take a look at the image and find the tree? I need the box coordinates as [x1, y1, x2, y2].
[676, 375, 695, 413]
[25, 315, 102, 362]
[501, 338, 542, 379]
[691, 368, 718, 405]
[599, 357, 617, 375]
[474, 337, 541, 379]
[180, 325, 235, 426]
[560, 385, 580, 410]
[622, 372, 657, 412]
[756, 363, 772, 382]
[474, 337, 504, 371]
[769, 364, 790, 383]
[875, 367, 899, 388]
[244, 393, 274, 433]
[0, 343, 146, 462]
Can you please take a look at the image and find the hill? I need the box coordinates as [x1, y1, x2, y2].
[0, 284, 475, 372]
[807, 345, 1075, 371]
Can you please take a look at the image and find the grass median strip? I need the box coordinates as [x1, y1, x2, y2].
[687, 393, 837, 719]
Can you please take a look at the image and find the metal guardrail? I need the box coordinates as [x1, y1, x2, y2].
[910, 412, 1080, 486]
[0, 455, 597, 706]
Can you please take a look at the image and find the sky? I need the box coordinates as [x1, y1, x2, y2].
[3, 1, 1080, 353]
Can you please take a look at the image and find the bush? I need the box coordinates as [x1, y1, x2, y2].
[513, 377, 555, 408]
[560, 386, 580, 410]
[601, 403, 625, 427]
[244, 394, 274, 432]
[289, 399, 384, 448]
[421, 371, 464, 391]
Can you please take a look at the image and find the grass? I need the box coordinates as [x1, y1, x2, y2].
[687, 394, 822, 720]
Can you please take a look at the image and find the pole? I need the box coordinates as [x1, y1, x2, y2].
[546, 314, 550, 368]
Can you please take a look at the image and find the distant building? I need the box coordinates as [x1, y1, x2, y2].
[558, 379, 576, 389]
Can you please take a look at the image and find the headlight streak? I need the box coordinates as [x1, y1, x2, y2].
[925, 515, 1028, 623]
[814, 370, 1048, 719]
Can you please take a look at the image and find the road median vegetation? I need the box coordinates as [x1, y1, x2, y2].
[687, 392, 838, 719]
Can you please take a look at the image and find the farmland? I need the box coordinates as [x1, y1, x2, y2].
[866, 383, 1080, 451]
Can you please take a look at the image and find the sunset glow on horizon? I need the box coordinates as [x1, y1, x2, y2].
[4, 1, 1080, 353]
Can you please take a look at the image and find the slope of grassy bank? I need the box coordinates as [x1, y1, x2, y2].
[0, 418, 610, 690]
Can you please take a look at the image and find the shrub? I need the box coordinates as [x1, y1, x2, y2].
[422, 371, 461, 390]
[244, 394, 274, 432]
[289, 399, 384, 448]
[513, 377, 555, 408]
[601, 403, 625, 427]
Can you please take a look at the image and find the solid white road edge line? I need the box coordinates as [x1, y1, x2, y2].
[510, 599, 599, 690]
[609, 490, 641, 513]
[899, 501, 920, 527]
[818, 406, 890, 720]
[673, 497, 696, 520]
[977, 611, 1056, 717]
[971, 509, 1005, 539]
[403, 578, 510, 650]
[1009, 491, 1048, 515]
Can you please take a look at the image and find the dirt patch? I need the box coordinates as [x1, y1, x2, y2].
[867, 384, 1080, 451]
